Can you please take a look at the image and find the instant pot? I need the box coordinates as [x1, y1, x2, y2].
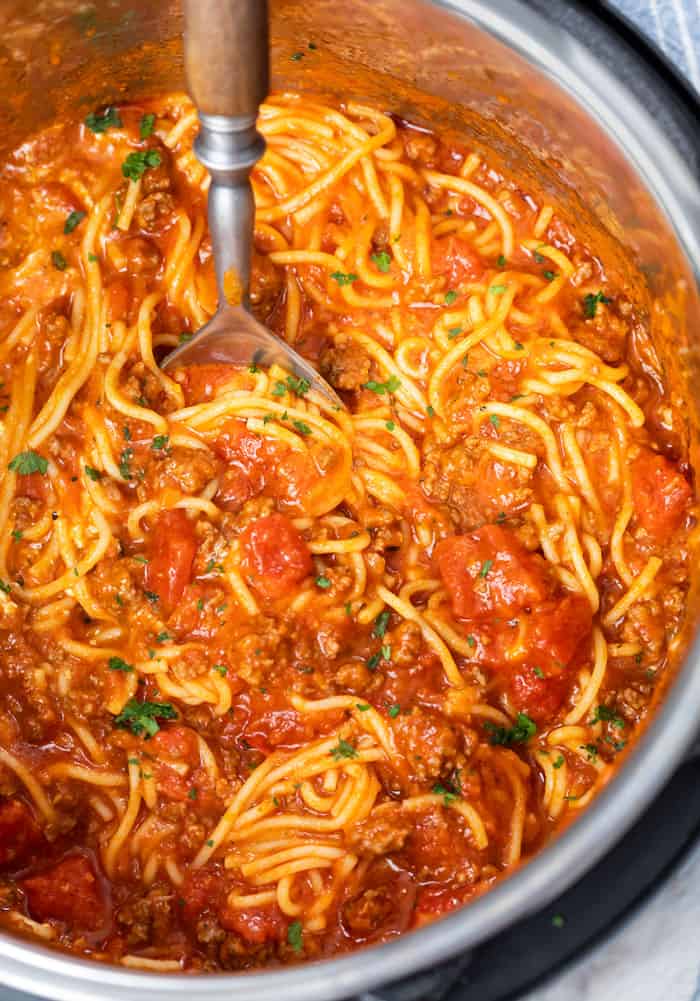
[0, 1, 699, 999]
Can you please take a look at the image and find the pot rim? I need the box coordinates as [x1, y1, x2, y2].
[1, 2, 699, 999]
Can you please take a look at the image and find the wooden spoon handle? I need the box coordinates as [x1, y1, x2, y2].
[183, 0, 269, 122]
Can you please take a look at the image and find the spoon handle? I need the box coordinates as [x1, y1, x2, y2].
[183, 0, 268, 306]
[184, 0, 268, 120]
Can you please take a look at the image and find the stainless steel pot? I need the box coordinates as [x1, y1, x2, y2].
[0, 2, 699, 999]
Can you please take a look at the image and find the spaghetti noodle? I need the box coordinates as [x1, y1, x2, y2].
[0, 91, 694, 971]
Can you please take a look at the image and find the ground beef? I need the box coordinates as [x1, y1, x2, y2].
[619, 599, 666, 659]
[390, 622, 422, 668]
[135, 191, 176, 233]
[346, 808, 412, 856]
[319, 334, 371, 391]
[392, 709, 459, 787]
[148, 446, 218, 496]
[116, 885, 177, 947]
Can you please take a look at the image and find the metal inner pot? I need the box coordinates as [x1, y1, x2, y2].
[0, 1, 699, 999]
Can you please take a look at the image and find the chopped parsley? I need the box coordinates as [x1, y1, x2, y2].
[286, 375, 311, 396]
[533, 666, 545, 679]
[551, 914, 565, 929]
[315, 575, 331, 589]
[385, 420, 395, 431]
[356, 703, 371, 712]
[85, 107, 122, 133]
[144, 590, 159, 604]
[543, 270, 557, 281]
[444, 290, 457, 305]
[552, 754, 565, 769]
[51, 250, 67, 271]
[432, 779, 460, 805]
[581, 743, 598, 763]
[489, 414, 500, 429]
[533, 249, 545, 264]
[179, 331, 193, 344]
[479, 559, 493, 578]
[426, 404, 435, 417]
[583, 291, 611, 318]
[139, 112, 156, 138]
[122, 149, 162, 181]
[9, 451, 48, 475]
[330, 271, 358, 286]
[330, 738, 358, 760]
[370, 251, 391, 273]
[590, 704, 625, 729]
[497, 254, 507, 267]
[0, 580, 11, 595]
[114, 697, 177, 738]
[212, 664, 228, 676]
[118, 448, 133, 480]
[11, 529, 22, 542]
[152, 434, 169, 451]
[363, 375, 401, 395]
[108, 656, 133, 673]
[84, 465, 102, 481]
[287, 920, 303, 952]
[489, 284, 507, 295]
[372, 610, 390, 638]
[447, 326, 462, 339]
[64, 210, 86, 234]
[485, 712, 537, 746]
[292, 419, 312, 436]
[466, 634, 476, 648]
[188, 787, 198, 800]
[388, 704, 401, 718]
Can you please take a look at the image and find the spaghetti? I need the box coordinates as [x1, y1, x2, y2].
[0, 91, 694, 971]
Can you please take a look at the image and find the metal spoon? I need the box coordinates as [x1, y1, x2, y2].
[162, 0, 343, 409]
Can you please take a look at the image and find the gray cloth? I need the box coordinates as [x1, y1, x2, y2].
[608, 0, 700, 90]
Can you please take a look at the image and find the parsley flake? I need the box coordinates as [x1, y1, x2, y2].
[114, 697, 177, 738]
[64, 210, 86, 234]
[9, 451, 48, 475]
[122, 149, 162, 181]
[330, 739, 358, 760]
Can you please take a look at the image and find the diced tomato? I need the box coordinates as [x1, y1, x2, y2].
[180, 364, 238, 405]
[509, 664, 570, 722]
[0, 799, 45, 869]
[15, 472, 46, 502]
[150, 726, 201, 801]
[631, 447, 691, 542]
[241, 513, 312, 600]
[525, 594, 593, 668]
[144, 509, 197, 616]
[22, 855, 106, 928]
[219, 902, 287, 944]
[181, 866, 225, 925]
[150, 725, 199, 764]
[431, 235, 484, 287]
[435, 525, 549, 620]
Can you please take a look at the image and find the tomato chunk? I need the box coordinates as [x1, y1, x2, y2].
[220, 902, 287, 945]
[214, 421, 267, 512]
[0, 799, 44, 869]
[22, 855, 106, 928]
[241, 513, 312, 600]
[525, 594, 592, 668]
[150, 724, 199, 764]
[435, 525, 549, 619]
[632, 447, 691, 542]
[431, 235, 484, 287]
[181, 866, 224, 925]
[145, 509, 197, 616]
[509, 665, 570, 722]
